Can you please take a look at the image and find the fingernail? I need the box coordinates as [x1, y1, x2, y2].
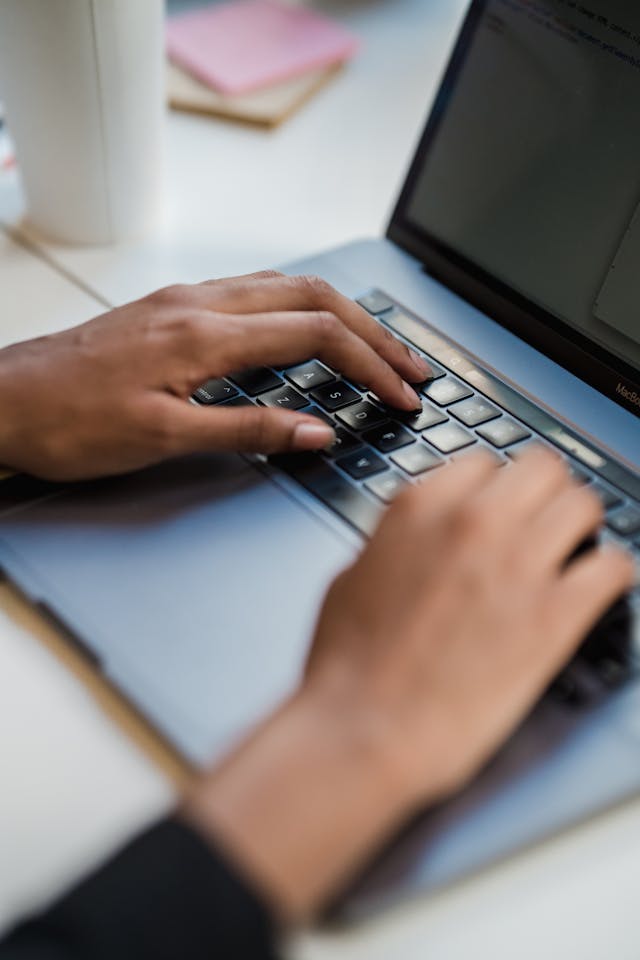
[412, 351, 433, 379]
[403, 382, 422, 409]
[293, 422, 335, 450]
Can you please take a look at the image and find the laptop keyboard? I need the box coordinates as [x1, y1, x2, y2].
[193, 289, 640, 703]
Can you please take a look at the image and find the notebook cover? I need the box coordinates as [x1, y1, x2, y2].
[166, 0, 357, 96]
[167, 60, 341, 127]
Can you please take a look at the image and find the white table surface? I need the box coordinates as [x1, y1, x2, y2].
[0, 231, 174, 932]
[5, 0, 471, 307]
[2, 2, 640, 957]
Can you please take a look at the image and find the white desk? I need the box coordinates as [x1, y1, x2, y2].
[0, 231, 173, 931]
[2, 2, 640, 957]
[5, 0, 470, 307]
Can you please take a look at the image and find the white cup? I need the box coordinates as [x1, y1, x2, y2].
[0, 0, 165, 245]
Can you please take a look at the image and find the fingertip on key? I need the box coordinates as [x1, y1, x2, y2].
[411, 353, 433, 380]
[403, 381, 423, 409]
[293, 421, 336, 451]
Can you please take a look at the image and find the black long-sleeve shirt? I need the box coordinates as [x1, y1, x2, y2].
[0, 820, 279, 959]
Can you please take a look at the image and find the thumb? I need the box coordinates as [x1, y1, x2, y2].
[170, 401, 336, 456]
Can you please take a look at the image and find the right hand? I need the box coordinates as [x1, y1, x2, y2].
[184, 448, 634, 921]
[307, 446, 635, 803]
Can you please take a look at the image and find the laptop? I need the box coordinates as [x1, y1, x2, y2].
[1, 0, 639, 918]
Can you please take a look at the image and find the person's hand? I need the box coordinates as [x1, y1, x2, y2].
[0, 271, 429, 481]
[305, 446, 634, 799]
[183, 448, 634, 922]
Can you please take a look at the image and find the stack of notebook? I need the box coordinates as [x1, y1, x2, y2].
[167, 0, 359, 127]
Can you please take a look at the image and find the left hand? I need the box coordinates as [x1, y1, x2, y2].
[0, 271, 429, 481]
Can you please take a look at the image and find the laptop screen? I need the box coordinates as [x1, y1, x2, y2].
[392, 0, 640, 412]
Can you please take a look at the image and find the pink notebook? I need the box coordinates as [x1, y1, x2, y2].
[167, 0, 358, 96]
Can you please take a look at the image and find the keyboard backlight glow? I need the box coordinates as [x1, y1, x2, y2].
[549, 429, 606, 469]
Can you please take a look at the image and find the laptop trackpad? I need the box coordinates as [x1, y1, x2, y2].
[0, 455, 354, 764]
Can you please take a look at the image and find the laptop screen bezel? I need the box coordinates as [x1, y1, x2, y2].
[387, 0, 640, 420]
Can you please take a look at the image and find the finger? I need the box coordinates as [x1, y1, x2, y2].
[199, 269, 286, 288]
[196, 273, 432, 384]
[165, 399, 336, 456]
[549, 545, 636, 653]
[365, 451, 501, 588]
[526, 484, 604, 573]
[389, 449, 500, 533]
[470, 444, 572, 530]
[187, 310, 421, 411]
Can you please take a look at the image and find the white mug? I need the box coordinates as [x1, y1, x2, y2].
[0, 0, 165, 245]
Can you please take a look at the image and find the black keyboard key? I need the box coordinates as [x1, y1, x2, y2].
[311, 380, 361, 411]
[449, 396, 500, 427]
[566, 462, 593, 485]
[336, 401, 387, 432]
[363, 421, 415, 453]
[424, 422, 476, 454]
[423, 377, 473, 407]
[365, 470, 408, 504]
[356, 290, 394, 315]
[396, 401, 447, 432]
[337, 448, 387, 480]
[391, 443, 444, 476]
[221, 395, 253, 408]
[476, 417, 530, 449]
[607, 506, 640, 538]
[285, 361, 335, 391]
[258, 385, 307, 410]
[229, 367, 282, 396]
[418, 359, 447, 381]
[273, 453, 381, 537]
[193, 379, 239, 404]
[324, 428, 362, 459]
[592, 483, 624, 512]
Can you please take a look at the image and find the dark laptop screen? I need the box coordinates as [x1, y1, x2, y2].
[398, 0, 640, 397]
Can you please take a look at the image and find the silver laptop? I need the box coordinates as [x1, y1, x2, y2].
[1, 0, 639, 918]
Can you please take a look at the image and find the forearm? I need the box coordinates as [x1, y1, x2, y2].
[182, 690, 420, 923]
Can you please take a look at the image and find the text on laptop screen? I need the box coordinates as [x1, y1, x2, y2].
[406, 0, 640, 378]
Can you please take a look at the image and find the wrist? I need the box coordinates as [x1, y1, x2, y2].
[0, 347, 25, 469]
[300, 672, 466, 811]
[181, 689, 418, 922]
[298, 681, 424, 812]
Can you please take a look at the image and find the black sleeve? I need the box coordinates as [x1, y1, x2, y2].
[0, 819, 279, 960]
